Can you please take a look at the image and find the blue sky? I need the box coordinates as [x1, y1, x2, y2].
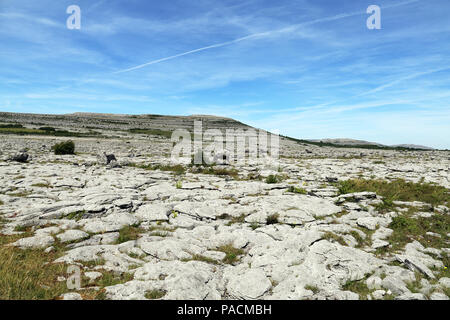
[1, 0, 449, 149]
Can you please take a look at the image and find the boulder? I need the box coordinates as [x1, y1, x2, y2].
[10, 152, 29, 163]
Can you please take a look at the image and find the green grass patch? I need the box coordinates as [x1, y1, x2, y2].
[116, 225, 145, 244]
[342, 278, 372, 300]
[384, 210, 450, 252]
[216, 244, 244, 264]
[84, 270, 133, 288]
[287, 186, 307, 194]
[0, 126, 100, 138]
[63, 210, 86, 221]
[81, 258, 106, 268]
[129, 163, 186, 175]
[349, 231, 367, 248]
[128, 128, 172, 139]
[145, 289, 167, 299]
[0, 246, 70, 299]
[13, 225, 32, 232]
[406, 272, 423, 293]
[429, 254, 449, 293]
[0, 123, 24, 129]
[224, 214, 246, 226]
[31, 183, 52, 188]
[250, 222, 260, 230]
[8, 191, 31, 198]
[322, 232, 347, 246]
[305, 285, 319, 294]
[265, 175, 281, 184]
[181, 254, 219, 265]
[0, 230, 70, 300]
[197, 166, 239, 179]
[336, 178, 449, 207]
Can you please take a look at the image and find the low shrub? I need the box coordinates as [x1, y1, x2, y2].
[52, 140, 75, 155]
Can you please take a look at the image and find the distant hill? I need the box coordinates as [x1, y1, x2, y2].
[308, 138, 384, 147]
[0, 111, 436, 151]
[391, 144, 434, 150]
[307, 138, 434, 150]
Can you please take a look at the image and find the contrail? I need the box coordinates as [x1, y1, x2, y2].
[113, 0, 421, 74]
[112, 12, 360, 74]
[113, 35, 260, 74]
[357, 67, 450, 97]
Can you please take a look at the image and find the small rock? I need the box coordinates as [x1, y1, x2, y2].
[371, 239, 389, 249]
[366, 275, 382, 290]
[429, 292, 449, 300]
[226, 269, 272, 300]
[438, 277, 450, 288]
[56, 230, 89, 243]
[372, 290, 386, 300]
[356, 217, 379, 230]
[395, 293, 426, 300]
[12, 235, 55, 249]
[85, 271, 103, 283]
[425, 232, 441, 238]
[60, 292, 83, 300]
[44, 246, 55, 253]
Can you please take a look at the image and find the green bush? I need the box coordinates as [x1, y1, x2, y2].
[265, 175, 278, 184]
[52, 140, 75, 155]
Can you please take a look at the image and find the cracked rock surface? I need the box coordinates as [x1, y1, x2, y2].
[0, 112, 449, 300]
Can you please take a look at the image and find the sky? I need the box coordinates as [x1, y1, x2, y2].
[0, 0, 449, 149]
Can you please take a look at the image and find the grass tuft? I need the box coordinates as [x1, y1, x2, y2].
[266, 213, 279, 225]
[216, 244, 244, 264]
[181, 254, 219, 265]
[322, 231, 347, 246]
[265, 175, 279, 184]
[116, 225, 144, 244]
[342, 278, 371, 300]
[145, 289, 166, 300]
[287, 186, 307, 194]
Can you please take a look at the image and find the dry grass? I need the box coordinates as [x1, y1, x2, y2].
[0, 232, 69, 299]
[181, 254, 219, 265]
[322, 231, 347, 246]
[31, 183, 53, 188]
[266, 213, 279, 225]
